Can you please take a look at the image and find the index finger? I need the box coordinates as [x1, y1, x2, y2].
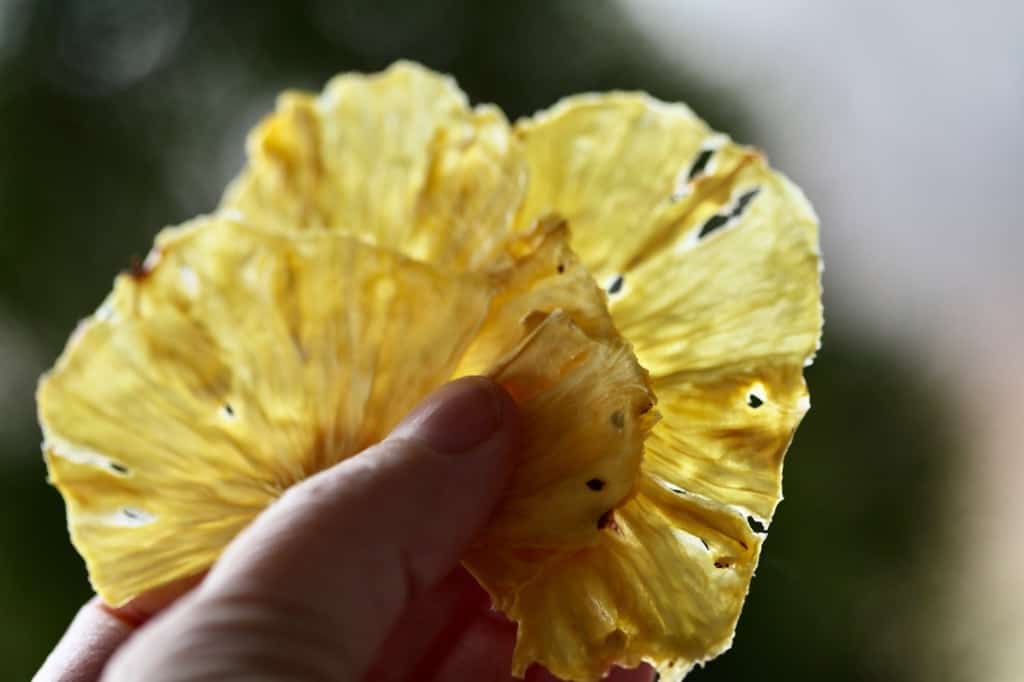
[34, 574, 201, 682]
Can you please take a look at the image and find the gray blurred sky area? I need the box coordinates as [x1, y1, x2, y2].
[621, 2, 1023, 345]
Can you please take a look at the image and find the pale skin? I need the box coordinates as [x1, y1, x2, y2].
[37, 377, 655, 682]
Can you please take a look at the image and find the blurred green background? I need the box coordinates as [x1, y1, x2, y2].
[0, 1, 964, 680]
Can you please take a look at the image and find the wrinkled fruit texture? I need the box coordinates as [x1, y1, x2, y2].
[38, 62, 822, 681]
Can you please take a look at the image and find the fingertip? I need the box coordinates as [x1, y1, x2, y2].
[392, 376, 523, 459]
[35, 598, 133, 682]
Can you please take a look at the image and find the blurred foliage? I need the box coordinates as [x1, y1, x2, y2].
[0, 1, 955, 679]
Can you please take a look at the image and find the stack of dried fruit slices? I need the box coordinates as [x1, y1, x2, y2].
[38, 62, 823, 681]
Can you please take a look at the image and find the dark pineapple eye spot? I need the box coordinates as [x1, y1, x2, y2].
[223, 403, 235, 417]
[714, 559, 732, 569]
[556, 263, 566, 274]
[609, 410, 625, 430]
[607, 274, 624, 295]
[108, 462, 129, 475]
[687, 148, 715, 181]
[586, 478, 605, 491]
[698, 186, 762, 239]
[747, 393, 764, 408]
[604, 629, 627, 650]
[732, 187, 760, 215]
[698, 214, 730, 238]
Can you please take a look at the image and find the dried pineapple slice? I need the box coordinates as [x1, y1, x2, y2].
[474, 311, 654, 551]
[38, 213, 651, 612]
[506, 95, 821, 680]
[462, 310, 656, 598]
[504, 480, 760, 681]
[39, 216, 494, 605]
[222, 61, 525, 270]
[514, 95, 823, 529]
[42, 62, 823, 682]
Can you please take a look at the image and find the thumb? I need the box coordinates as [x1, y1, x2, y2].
[104, 376, 521, 682]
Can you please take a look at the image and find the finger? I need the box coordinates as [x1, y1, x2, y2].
[105, 376, 521, 682]
[35, 598, 131, 682]
[430, 612, 517, 682]
[35, 574, 203, 682]
[368, 567, 491, 682]
[525, 663, 657, 682]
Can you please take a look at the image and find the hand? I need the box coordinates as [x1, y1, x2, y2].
[37, 377, 654, 682]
